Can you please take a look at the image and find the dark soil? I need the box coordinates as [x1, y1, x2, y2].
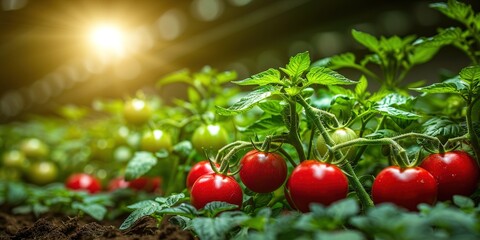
[0, 212, 195, 240]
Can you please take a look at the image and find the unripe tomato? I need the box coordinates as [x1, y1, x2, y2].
[129, 176, 162, 193]
[123, 99, 152, 125]
[316, 127, 358, 159]
[27, 161, 58, 185]
[2, 150, 26, 168]
[65, 173, 102, 194]
[186, 160, 219, 190]
[286, 160, 348, 212]
[420, 151, 479, 201]
[239, 150, 287, 193]
[190, 173, 243, 209]
[140, 129, 173, 153]
[191, 124, 229, 154]
[372, 166, 437, 211]
[20, 138, 49, 158]
[107, 177, 130, 191]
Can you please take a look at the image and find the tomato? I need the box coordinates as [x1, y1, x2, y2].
[190, 173, 243, 209]
[239, 150, 287, 193]
[140, 129, 173, 153]
[107, 177, 130, 191]
[372, 166, 437, 211]
[191, 124, 229, 154]
[186, 160, 219, 190]
[2, 150, 26, 169]
[27, 161, 58, 185]
[123, 99, 152, 125]
[65, 173, 102, 194]
[286, 160, 348, 212]
[20, 138, 49, 158]
[316, 127, 358, 159]
[129, 176, 162, 193]
[420, 151, 479, 201]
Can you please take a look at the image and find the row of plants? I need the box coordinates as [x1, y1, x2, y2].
[1, 0, 480, 239]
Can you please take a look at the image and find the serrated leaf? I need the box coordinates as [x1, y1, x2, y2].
[72, 202, 107, 221]
[377, 93, 413, 107]
[242, 115, 287, 135]
[306, 67, 356, 86]
[216, 86, 280, 116]
[191, 212, 249, 240]
[157, 203, 199, 217]
[374, 106, 420, 120]
[281, 51, 310, 79]
[120, 200, 161, 230]
[203, 201, 239, 217]
[411, 77, 468, 94]
[258, 100, 285, 115]
[459, 65, 480, 82]
[329, 52, 358, 69]
[413, 27, 462, 48]
[124, 151, 157, 181]
[326, 198, 360, 221]
[355, 76, 368, 96]
[430, 0, 473, 24]
[155, 193, 186, 207]
[422, 117, 465, 138]
[352, 29, 379, 52]
[233, 68, 282, 86]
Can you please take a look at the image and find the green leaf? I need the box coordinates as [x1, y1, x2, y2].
[280, 51, 311, 79]
[216, 70, 238, 84]
[216, 86, 281, 116]
[453, 195, 475, 209]
[258, 100, 285, 115]
[155, 193, 186, 207]
[242, 115, 288, 135]
[354, 76, 368, 96]
[373, 106, 420, 120]
[253, 193, 273, 208]
[430, 0, 473, 24]
[157, 203, 199, 217]
[315, 230, 366, 240]
[377, 93, 413, 107]
[156, 69, 191, 87]
[351, 29, 379, 52]
[422, 117, 465, 139]
[326, 198, 360, 221]
[414, 27, 462, 48]
[409, 43, 440, 65]
[459, 65, 480, 82]
[306, 67, 356, 86]
[411, 77, 468, 94]
[233, 68, 283, 86]
[172, 141, 193, 158]
[120, 200, 161, 230]
[191, 212, 249, 240]
[72, 202, 107, 221]
[329, 53, 358, 69]
[203, 201, 239, 217]
[124, 151, 157, 181]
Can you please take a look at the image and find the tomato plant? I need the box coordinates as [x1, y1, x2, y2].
[420, 151, 480, 201]
[186, 160, 219, 190]
[239, 150, 287, 193]
[123, 98, 152, 125]
[65, 173, 102, 194]
[26, 161, 58, 185]
[372, 166, 437, 211]
[190, 173, 243, 209]
[286, 160, 348, 212]
[316, 127, 358, 159]
[140, 129, 173, 153]
[191, 124, 229, 154]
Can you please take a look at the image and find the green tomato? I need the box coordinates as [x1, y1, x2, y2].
[191, 124, 229, 154]
[316, 127, 358, 160]
[123, 99, 152, 125]
[140, 129, 173, 153]
[2, 150, 26, 169]
[20, 138, 49, 158]
[113, 145, 133, 162]
[27, 161, 58, 185]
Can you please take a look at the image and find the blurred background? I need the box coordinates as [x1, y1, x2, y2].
[0, 0, 479, 122]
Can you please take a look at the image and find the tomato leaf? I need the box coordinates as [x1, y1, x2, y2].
[257, 100, 285, 115]
[315, 230, 365, 240]
[459, 65, 480, 82]
[280, 51, 310, 79]
[452, 195, 475, 209]
[411, 77, 468, 94]
[216, 86, 281, 116]
[355, 76, 368, 97]
[216, 70, 238, 84]
[430, 0, 473, 24]
[72, 202, 107, 221]
[155, 193, 186, 207]
[242, 115, 287, 135]
[124, 151, 158, 181]
[120, 200, 161, 230]
[351, 29, 379, 52]
[326, 198, 360, 221]
[306, 67, 356, 86]
[157, 203, 199, 217]
[414, 27, 462, 48]
[421, 117, 465, 139]
[233, 68, 282, 86]
[203, 201, 239, 217]
[191, 212, 249, 240]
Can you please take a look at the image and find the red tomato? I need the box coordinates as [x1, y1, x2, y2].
[239, 150, 287, 193]
[129, 177, 162, 193]
[286, 160, 348, 212]
[65, 173, 102, 194]
[190, 173, 243, 209]
[107, 177, 130, 191]
[372, 166, 437, 211]
[420, 151, 479, 201]
[186, 160, 219, 190]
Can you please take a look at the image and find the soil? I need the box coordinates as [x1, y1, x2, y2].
[0, 211, 195, 240]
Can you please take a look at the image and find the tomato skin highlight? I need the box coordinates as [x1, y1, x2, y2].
[108, 177, 130, 191]
[191, 124, 229, 154]
[239, 150, 287, 193]
[65, 173, 102, 194]
[286, 160, 348, 212]
[420, 151, 480, 201]
[186, 160, 218, 190]
[372, 166, 437, 211]
[190, 173, 243, 210]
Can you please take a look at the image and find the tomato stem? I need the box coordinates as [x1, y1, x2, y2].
[466, 97, 480, 164]
[287, 99, 307, 162]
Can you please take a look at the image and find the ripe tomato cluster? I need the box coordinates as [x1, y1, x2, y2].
[65, 173, 162, 194]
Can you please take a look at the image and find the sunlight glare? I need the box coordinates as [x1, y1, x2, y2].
[89, 24, 125, 57]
